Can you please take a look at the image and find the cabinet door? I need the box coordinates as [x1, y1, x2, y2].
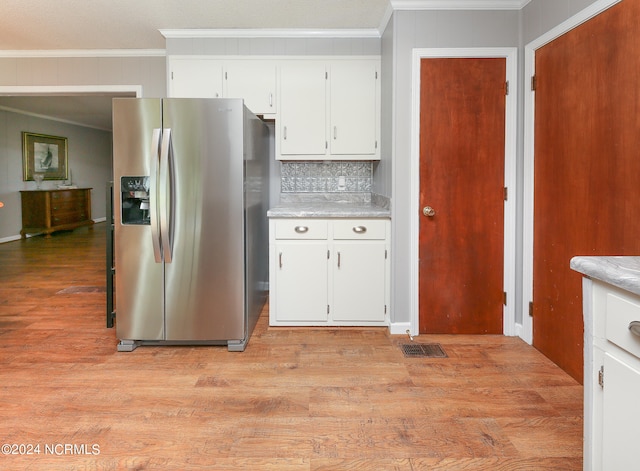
[274, 242, 328, 321]
[329, 61, 378, 157]
[278, 62, 327, 158]
[169, 59, 223, 98]
[332, 242, 386, 321]
[224, 61, 276, 115]
[602, 353, 640, 470]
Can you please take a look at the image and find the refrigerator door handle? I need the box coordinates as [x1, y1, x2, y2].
[150, 128, 162, 263]
[159, 128, 173, 264]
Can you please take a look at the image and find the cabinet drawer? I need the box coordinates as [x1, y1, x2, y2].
[606, 291, 640, 359]
[274, 219, 328, 240]
[333, 219, 386, 240]
[51, 190, 80, 202]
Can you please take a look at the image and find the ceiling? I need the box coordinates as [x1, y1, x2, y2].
[0, 0, 530, 131]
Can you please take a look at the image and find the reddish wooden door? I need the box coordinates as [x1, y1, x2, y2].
[419, 58, 506, 334]
[533, 0, 640, 383]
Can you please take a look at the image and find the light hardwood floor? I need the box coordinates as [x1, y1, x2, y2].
[0, 223, 583, 470]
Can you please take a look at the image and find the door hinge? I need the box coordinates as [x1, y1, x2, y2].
[504, 187, 508, 201]
[503, 292, 507, 306]
[598, 365, 604, 388]
[531, 75, 537, 91]
[529, 301, 534, 317]
[505, 80, 509, 95]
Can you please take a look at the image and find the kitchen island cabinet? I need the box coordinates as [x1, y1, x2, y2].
[269, 214, 390, 326]
[571, 256, 640, 471]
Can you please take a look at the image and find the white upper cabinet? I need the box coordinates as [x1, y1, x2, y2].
[167, 56, 381, 161]
[223, 61, 277, 115]
[277, 58, 380, 161]
[329, 61, 379, 157]
[169, 58, 223, 98]
[278, 61, 327, 158]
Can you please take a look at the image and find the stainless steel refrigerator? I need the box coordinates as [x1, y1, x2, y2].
[112, 98, 270, 352]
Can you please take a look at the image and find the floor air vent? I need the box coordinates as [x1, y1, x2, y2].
[401, 343, 447, 358]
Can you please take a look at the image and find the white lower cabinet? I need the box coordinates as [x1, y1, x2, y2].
[602, 352, 640, 469]
[269, 218, 390, 326]
[581, 280, 640, 471]
[274, 242, 328, 322]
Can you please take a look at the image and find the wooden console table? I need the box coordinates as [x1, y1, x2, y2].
[20, 188, 93, 239]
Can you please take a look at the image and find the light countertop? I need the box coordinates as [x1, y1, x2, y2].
[570, 256, 640, 296]
[268, 201, 390, 218]
[268, 193, 391, 218]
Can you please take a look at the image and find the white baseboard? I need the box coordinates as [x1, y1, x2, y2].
[0, 234, 22, 244]
[389, 321, 412, 336]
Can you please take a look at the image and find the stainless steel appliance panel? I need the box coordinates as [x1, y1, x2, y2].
[112, 99, 164, 341]
[243, 112, 271, 345]
[162, 99, 246, 340]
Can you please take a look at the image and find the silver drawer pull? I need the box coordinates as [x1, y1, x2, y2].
[352, 226, 367, 234]
[629, 321, 640, 337]
[294, 226, 309, 234]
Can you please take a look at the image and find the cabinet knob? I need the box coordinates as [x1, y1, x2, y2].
[629, 321, 640, 337]
[352, 226, 367, 234]
[294, 226, 309, 234]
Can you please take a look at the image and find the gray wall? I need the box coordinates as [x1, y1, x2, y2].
[522, 0, 604, 44]
[381, 0, 604, 328]
[0, 109, 112, 241]
[0, 56, 166, 94]
[382, 10, 519, 327]
[166, 37, 381, 56]
[0, 55, 166, 241]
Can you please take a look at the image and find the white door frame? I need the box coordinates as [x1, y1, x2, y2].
[521, 0, 621, 345]
[409, 47, 518, 338]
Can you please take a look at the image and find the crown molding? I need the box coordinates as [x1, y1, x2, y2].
[390, 0, 531, 10]
[0, 49, 165, 58]
[160, 28, 381, 39]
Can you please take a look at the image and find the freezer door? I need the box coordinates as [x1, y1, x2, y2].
[112, 98, 165, 341]
[162, 99, 246, 341]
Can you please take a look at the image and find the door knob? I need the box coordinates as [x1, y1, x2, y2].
[423, 206, 436, 217]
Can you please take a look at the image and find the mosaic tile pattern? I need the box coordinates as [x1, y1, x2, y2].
[281, 161, 372, 193]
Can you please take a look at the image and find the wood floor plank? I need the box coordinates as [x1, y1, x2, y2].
[0, 224, 583, 470]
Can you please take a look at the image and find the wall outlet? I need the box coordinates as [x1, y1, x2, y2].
[338, 175, 346, 190]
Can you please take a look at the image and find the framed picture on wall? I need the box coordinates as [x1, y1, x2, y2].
[22, 132, 68, 181]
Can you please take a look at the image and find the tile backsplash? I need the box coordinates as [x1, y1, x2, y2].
[280, 161, 372, 193]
